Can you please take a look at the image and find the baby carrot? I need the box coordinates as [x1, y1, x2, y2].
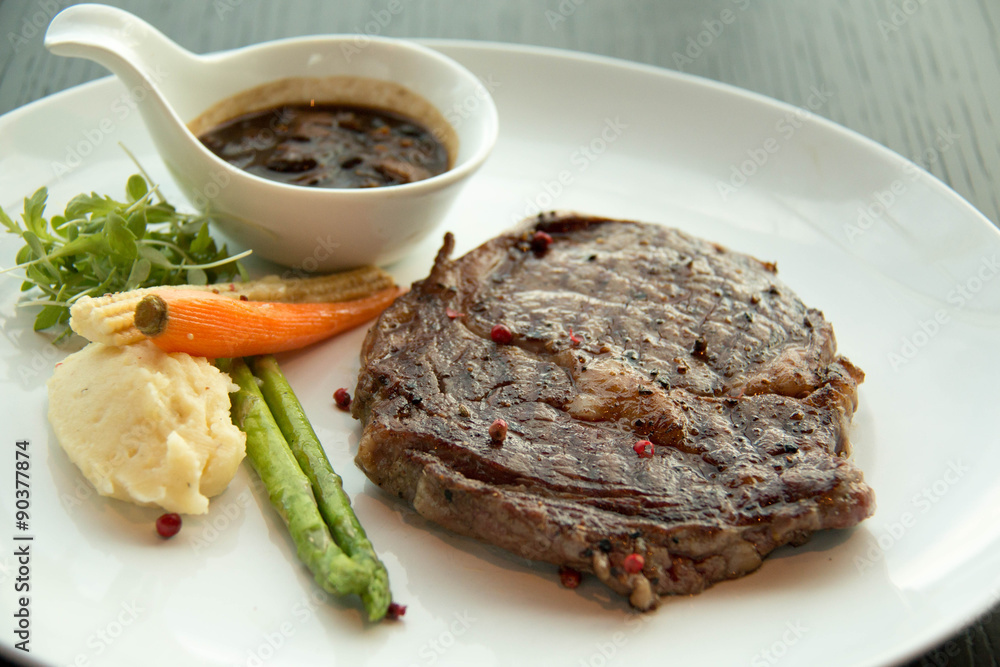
[133, 286, 400, 358]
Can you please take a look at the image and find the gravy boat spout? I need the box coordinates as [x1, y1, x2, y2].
[44, 4, 498, 271]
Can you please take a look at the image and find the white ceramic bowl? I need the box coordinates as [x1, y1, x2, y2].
[45, 4, 498, 270]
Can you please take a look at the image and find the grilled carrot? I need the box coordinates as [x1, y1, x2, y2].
[70, 265, 395, 347]
[133, 286, 400, 358]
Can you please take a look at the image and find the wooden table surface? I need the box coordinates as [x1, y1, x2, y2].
[1, 1, 998, 665]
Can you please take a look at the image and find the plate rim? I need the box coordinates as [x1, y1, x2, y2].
[3, 38, 999, 667]
[4, 38, 998, 243]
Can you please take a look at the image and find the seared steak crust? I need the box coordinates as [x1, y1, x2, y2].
[353, 213, 874, 610]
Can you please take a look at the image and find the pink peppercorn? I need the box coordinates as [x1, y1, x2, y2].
[633, 440, 654, 459]
[559, 566, 582, 589]
[530, 230, 553, 254]
[491, 324, 513, 345]
[156, 513, 182, 538]
[333, 388, 352, 410]
[386, 602, 407, 620]
[623, 553, 645, 574]
[569, 327, 582, 347]
[489, 418, 508, 443]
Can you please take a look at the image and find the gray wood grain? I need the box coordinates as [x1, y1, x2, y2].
[3, 0, 999, 229]
[1, 1, 998, 665]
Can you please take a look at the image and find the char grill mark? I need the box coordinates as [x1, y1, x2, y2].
[353, 212, 874, 610]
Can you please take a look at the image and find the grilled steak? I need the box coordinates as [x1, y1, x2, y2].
[353, 212, 874, 610]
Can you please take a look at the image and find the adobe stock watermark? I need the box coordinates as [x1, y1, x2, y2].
[439, 74, 502, 137]
[69, 600, 144, 666]
[545, 0, 587, 30]
[854, 460, 968, 573]
[241, 589, 335, 667]
[7, 0, 64, 52]
[920, 583, 1000, 667]
[750, 620, 809, 666]
[213, 0, 245, 19]
[716, 85, 833, 201]
[60, 459, 115, 511]
[7, 327, 64, 388]
[509, 116, 629, 224]
[337, 0, 411, 62]
[575, 612, 653, 667]
[887, 253, 999, 371]
[671, 0, 755, 71]
[403, 611, 476, 667]
[877, 0, 931, 39]
[60, 422, 163, 511]
[189, 489, 255, 553]
[50, 64, 169, 178]
[843, 127, 959, 244]
[186, 168, 236, 212]
[278, 234, 347, 276]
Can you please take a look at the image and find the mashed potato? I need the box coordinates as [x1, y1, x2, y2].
[47, 341, 246, 514]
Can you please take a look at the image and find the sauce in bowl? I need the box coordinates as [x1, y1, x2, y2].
[198, 103, 450, 188]
[187, 75, 460, 191]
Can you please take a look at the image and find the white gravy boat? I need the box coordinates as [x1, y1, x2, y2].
[45, 4, 498, 271]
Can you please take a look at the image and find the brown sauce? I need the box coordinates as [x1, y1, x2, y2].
[198, 103, 450, 189]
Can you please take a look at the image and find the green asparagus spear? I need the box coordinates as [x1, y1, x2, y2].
[219, 358, 372, 598]
[251, 355, 391, 622]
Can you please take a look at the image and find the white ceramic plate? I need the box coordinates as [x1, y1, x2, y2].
[2, 41, 1000, 667]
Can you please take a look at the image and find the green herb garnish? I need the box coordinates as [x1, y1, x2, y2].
[1, 174, 250, 339]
